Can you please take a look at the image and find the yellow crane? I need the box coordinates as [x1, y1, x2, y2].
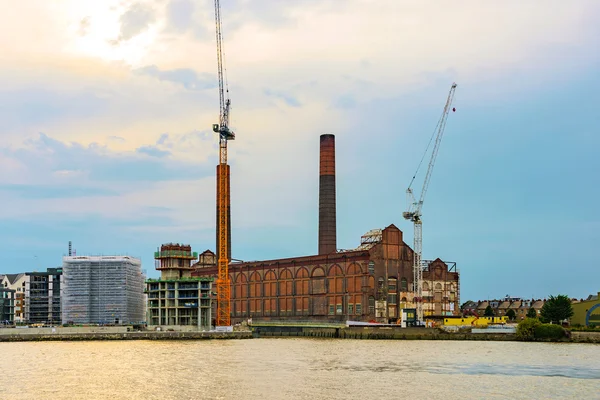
[212, 0, 234, 327]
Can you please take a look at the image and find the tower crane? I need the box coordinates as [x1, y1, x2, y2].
[403, 83, 457, 324]
[212, 0, 235, 327]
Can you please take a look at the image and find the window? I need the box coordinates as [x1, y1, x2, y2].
[368, 261, 375, 275]
[329, 305, 334, 315]
[369, 296, 375, 314]
[356, 304, 362, 315]
[400, 278, 408, 291]
[387, 294, 397, 304]
[348, 304, 354, 315]
[336, 304, 342, 315]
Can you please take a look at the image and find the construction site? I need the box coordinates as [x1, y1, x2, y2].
[154, 0, 462, 329]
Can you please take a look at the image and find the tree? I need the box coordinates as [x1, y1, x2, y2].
[484, 305, 494, 316]
[527, 307, 537, 318]
[540, 295, 574, 324]
[506, 309, 516, 321]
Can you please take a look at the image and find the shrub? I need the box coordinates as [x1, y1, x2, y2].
[516, 318, 541, 341]
[535, 324, 566, 340]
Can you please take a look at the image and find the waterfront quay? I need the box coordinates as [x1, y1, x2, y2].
[0, 326, 251, 342]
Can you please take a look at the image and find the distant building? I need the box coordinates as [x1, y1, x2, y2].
[0, 287, 15, 325]
[2, 274, 26, 322]
[24, 268, 63, 325]
[146, 244, 212, 329]
[571, 291, 600, 327]
[62, 256, 145, 325]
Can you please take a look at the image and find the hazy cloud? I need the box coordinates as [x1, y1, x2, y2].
[119, 3, 156, 41]
[136, 145, 171, 158]
[134, 65, 215, 90]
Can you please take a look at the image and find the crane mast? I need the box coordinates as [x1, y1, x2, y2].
[403, 83, 457, 324]
[213, 0, 235, 327]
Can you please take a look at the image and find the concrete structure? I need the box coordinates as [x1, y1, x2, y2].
[319, 134, 337, 255]
[24, 268, 63, 325]
[571, 291, 600, 327]
[146, 244, 212, 329]
[62, 256, 145, 325]
[0, 287, 15, 325]
[193, 225, 460, 324]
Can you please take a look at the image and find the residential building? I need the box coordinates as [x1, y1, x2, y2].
[0, 287, 15, 325]
[25, 268, 63, 325]
[146, 244, 212, 329]
[2, 274, 26, 322]
[62, 256, 145, 325]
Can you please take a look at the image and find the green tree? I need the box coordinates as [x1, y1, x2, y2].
[484, 305, 494, 316]
[506, 309, 516, 321]
[516, 318, 541, 341]
[526, 307, 537, 318]
[540, 295, 574, 324]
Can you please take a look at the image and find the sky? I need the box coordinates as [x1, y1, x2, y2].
[0, 0, 599, 301]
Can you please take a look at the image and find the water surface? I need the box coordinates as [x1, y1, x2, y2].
[1, 339, 598, 399]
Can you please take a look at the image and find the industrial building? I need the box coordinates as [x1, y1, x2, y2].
[145, 244, 212, 329]
[193, 134, 460, 324]
[62, 256, 145, 325]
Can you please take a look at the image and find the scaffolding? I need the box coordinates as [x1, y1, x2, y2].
[62, 256, 145, 325]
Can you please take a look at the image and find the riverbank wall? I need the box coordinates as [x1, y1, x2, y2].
[0, 327, 252, 342]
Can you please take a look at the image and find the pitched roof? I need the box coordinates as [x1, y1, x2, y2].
[4, 273, 25, 285]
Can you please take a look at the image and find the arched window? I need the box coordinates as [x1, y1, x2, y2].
[423, 282, 429, 291]
[435, 283, 442, 291]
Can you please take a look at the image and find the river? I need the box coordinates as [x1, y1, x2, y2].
[0, 339, 598, 399]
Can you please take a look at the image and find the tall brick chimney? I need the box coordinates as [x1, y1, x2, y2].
[319, 134, 337, 254]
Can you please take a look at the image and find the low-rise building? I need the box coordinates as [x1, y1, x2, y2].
[571, 291, 600, 327]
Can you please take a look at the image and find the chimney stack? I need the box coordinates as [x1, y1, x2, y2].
[319, 134, 337, 254]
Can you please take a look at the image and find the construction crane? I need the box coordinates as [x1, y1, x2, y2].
[403, 83, 457, 325]
[212, 0, 235, 327]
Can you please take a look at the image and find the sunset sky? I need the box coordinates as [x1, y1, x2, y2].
[1, 0, 599, 301]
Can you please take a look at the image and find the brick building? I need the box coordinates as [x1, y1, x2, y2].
[192, 225, 460, 324]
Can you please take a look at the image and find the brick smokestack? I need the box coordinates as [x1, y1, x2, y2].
[319, 134, 337, 255]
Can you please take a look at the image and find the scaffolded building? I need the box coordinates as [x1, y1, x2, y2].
[62, 256, 145, 325]
[146, 244, 212, 329]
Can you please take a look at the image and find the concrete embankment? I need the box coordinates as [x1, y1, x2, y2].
[254, 326, 600, 343]
[0, 328, 252, 342]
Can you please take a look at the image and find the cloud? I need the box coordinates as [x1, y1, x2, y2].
[136, 145, 171, 158]
[118, 2, 156, 42]
[134, 65, 215, 90]
[0, 184, 118, 199]
[264, 89, 301, 107]
[165, 0, 195, 33]
[78, 16, 91, 37]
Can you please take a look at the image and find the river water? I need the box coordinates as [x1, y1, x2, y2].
[0, 339, 598, 399]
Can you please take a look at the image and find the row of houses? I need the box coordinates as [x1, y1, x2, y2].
[462, 293, 600, 326]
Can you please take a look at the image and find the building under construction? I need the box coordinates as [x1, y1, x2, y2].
[145, 244, 213, 329]
[62, 256, 145, 325]
[192, 134, 460, 323]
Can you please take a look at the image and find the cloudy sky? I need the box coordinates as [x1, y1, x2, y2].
[1, 0, 598, 301]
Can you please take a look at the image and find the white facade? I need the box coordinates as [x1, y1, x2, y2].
[62, 256, 145, 325]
